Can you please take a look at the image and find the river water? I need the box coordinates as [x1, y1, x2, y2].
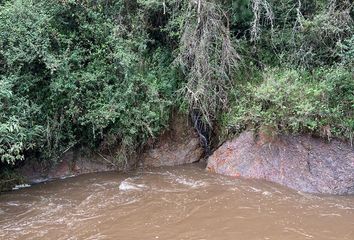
[0, 164, 353, 240]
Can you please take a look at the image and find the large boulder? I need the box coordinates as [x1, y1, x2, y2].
[207, 131, 354, 194]
[142, 113, 203, 167]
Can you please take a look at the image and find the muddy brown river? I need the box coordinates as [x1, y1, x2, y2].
[0, 164, 353, 240]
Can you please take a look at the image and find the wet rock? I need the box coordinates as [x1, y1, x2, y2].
[16, 112, 203, 183]
[17, 150, 116, 183]
[207, 131, 354, 194]
[142, 112, 203, 167]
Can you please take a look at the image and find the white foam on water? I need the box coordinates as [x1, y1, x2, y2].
[31, 178, 49, 184]
[165, 172, 207, 188]
[248, 186, 262, 192]
[174, 176, 206, 188]
[12, 184, 31, 190]
[262, 191, 272, 196]
[60, 174, 76, 180]
[334, 204, 354, 210]
[119, 179, 146, 191]
[319, 213, 342, 217]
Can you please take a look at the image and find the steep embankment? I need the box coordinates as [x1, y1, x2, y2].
[207, 131, 354, 195]
[14, 112, 203, 184]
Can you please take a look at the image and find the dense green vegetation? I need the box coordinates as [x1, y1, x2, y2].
[0, 0, 353, 176]
[222, 0, 354, 142]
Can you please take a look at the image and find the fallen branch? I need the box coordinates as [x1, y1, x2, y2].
[96, 152, 117, 167]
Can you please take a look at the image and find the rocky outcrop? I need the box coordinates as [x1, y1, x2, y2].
[207, 131, 354, 195]
[142, 112, 203, 167]
[17, 150, 116, 184]
[16, 112, 203, 184]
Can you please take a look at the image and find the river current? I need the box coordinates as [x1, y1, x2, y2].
[0, 164, 353, 240]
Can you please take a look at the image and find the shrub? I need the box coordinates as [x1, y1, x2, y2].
[223, 67, 353, 142]
[0, 0, 179, 165]
[0, 76, 43, 164]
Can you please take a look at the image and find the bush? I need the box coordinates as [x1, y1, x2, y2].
[0, 0, 179, 164]
[0, 0, 353, 169]
[223, 67, 353, 141]
[0, 76, 43, 164]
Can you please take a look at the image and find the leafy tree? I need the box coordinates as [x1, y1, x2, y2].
[0, 0, 353, 173]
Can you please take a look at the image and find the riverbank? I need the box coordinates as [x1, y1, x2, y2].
[208, 131, 354, 195]
[2, 125, 353, 195]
